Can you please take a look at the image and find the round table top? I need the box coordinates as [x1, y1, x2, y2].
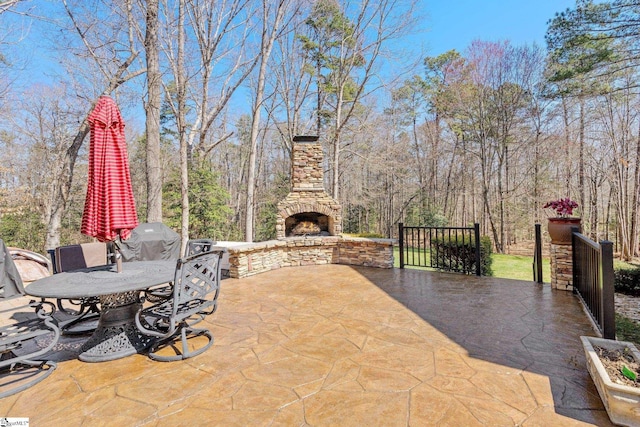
[25, 260, 176, 299]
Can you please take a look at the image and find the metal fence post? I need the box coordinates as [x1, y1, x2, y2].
[474, 223, 481, 276]
[398, 223, 404, 269]
[600, 240, 616, 339]
[534, 223, 543, 283]
[571, 226, 580, 295]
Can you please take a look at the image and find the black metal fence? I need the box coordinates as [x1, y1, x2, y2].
[572, 230, 615, 339]
[398, 223, 481, 276]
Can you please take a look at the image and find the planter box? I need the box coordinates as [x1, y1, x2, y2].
[581, 336, 640, 426]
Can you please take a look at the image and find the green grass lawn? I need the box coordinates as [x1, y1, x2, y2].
[491, 253, 551, 281]
[616, 314, 640, 346]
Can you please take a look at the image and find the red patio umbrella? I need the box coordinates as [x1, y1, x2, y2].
[81, 96, 139, 247]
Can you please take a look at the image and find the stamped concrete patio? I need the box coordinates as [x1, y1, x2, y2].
[0, 264, 614, 426]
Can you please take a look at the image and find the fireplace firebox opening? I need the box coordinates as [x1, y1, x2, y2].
[286, 212, 332, 237]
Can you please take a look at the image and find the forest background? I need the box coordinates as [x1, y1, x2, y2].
[1, 0, 638, 261]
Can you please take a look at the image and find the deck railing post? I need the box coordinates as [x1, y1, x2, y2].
[571, 226, 581, 294]
[398, 223, 405, 269]
[600, 240, 616, 339]
[533, 223, 543, 283]
[474, 223, 481, 276]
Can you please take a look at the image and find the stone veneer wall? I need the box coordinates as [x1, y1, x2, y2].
[550, 243, 573, 291]
[276, 140, 342, 239]
[226, 236, 394, 279]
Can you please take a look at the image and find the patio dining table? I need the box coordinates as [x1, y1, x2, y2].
[26, 260, 175, 362]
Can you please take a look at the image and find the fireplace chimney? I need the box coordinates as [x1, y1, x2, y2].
[291, 135, 324, 192]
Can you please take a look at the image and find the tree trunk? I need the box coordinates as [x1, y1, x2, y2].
[177, 0, 189, 253]
[561, 96, 572, 194]
[145, 0, 163, 223]
[245, 0, 287, 242]
[631, 121, 640, 257]
[579, 99, 586, 221]
[44, 123, 89, 250]
[332, 84, 344, 200]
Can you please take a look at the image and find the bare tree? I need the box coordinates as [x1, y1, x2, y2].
[300, 0, 418, 200]
[144, 0, 163, 222]
[268, 3, 316, 146]
[595, 84, 640, 260]
[244, 0, 290, 242]
[184, 0, 258, 154]
[0, 0, 22, 14]
[13, 86, 84, 247]
[159, 0, 189, 251]
[39, 0, 144, 249]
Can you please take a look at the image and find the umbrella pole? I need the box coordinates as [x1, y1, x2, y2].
[110, 240, 123, 273]
[116, 249, 122, 273]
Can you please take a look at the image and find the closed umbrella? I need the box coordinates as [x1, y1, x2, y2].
[81, 96, 139, 269]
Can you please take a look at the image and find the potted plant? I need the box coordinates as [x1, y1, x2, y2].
[544, 198, 581, 244]
[581, 336, 640, 426]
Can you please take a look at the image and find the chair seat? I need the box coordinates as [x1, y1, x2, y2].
[144, 284, 173, 303]
[137, 298, 216, 331]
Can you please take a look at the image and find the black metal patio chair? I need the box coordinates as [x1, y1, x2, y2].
[48, 242, 109, 335]
[135, 249, 224, 361]
[0, 239, 60, 398]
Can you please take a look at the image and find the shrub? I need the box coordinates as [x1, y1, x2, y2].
[0, 211, 47, 253]
[614, 266, 640, 296]
[480, 236, 494, 276]
[430, 235, 493, 276]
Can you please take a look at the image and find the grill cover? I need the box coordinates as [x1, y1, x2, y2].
[118, 223, 181, 262]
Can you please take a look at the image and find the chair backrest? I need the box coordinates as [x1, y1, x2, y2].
[51, 242, 108, 273]
[185, 239, 216, 257]
[172, 250, 224, 319]
[0, 239, 25, 299]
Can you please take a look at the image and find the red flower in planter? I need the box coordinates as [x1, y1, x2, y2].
[544, 198, 579, 218]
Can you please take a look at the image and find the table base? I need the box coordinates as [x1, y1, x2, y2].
[79, 292, 152, 362]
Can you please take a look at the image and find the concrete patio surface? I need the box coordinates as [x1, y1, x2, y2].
[0, 264, 614, 426]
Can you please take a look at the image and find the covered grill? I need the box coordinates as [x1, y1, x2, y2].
[118, 222, 181, 262]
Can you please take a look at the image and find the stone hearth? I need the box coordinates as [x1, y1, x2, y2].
[225, 236, 394, 278]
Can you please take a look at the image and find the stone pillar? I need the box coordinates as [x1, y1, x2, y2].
[550, 243, 573, 291]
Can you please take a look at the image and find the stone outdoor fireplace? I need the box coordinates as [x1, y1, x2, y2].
[276, 136, 342, 239]
[221, 134, 392, 279]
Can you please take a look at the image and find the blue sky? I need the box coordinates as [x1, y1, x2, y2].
[6, 0, 580, 86]
[420, 0, 578, 55]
